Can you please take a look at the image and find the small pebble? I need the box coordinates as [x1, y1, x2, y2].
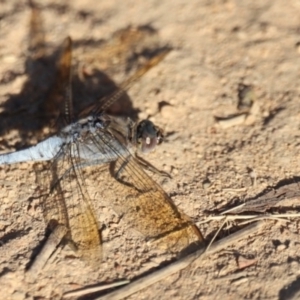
[202, 179, 211, 189]
[276, 244, 286, 251]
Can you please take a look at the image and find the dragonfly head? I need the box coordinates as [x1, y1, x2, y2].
[136, 120, 164, 154]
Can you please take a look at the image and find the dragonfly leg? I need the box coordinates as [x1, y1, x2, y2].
[134, 154, 172, 179]
[109, 160, 138, 190]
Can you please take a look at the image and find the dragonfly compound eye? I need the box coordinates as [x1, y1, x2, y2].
[136, 120, 163, 153]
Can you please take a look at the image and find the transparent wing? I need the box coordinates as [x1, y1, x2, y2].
[79, 48, 171, 117]
[96, 49, 171, 113]
[45, 36, 170, 126]
[86, 128, 205, 253]
[35, 144, 102, 263]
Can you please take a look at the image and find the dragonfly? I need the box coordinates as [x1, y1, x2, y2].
[0, 8, 205, 273]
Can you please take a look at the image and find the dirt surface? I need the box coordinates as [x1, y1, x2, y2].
[1, 0, 300, 299]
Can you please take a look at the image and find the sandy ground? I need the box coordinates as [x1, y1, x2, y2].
[1, 0, 300, 299]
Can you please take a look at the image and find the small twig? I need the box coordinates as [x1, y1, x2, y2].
[44, 242, 63, 270]
[221, 203, 245, 214]
[238, 215, 291, 225]
[215, 114, 246, 129]
[63, 280, 130, 298]
[198, 213, 300, 224]
[206, 217, 227, 252]
[214, 271, 249, 282]
[97, 221, 265, 300]
[222, 188, 247, 193]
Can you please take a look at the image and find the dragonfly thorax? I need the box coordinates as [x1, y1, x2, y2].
[62, 115, 109, 143]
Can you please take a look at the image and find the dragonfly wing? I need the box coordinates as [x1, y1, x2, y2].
[79, 48, 171, 118]
[89, 129, 205, 253]
[35, 143, 102, 263]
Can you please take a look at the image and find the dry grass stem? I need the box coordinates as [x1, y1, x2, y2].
[63, 280, 130, 298]
[97, 221, 265, 300]
[199, 213, 300, 224]
[206, 217, 227, 252]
